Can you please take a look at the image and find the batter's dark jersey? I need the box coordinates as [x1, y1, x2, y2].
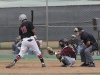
[19, 21, 34, 39]
[80, 31, 96, 45]
[60, 47, 76, 59]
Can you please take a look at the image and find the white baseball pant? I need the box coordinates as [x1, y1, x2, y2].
[18, 36, 41, 57]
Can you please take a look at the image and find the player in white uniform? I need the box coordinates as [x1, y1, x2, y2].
[6, 14, 46, 68]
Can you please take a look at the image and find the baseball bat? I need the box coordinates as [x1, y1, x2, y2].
[31, 10, 34, 23]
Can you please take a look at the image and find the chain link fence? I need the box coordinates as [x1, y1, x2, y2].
[0, 0, 100, 55]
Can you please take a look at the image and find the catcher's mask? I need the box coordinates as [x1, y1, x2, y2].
[19, 14, 27, 22]
[59, 38, 69, 48]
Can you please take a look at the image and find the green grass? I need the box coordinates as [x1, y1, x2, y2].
[0, 57, 58, 62]
[0, 57, 100, 62]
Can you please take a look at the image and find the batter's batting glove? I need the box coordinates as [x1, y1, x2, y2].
[47, 47, 55, 55]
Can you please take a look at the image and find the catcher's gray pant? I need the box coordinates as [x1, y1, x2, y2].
[80, 45, 94, 63]
[62, 56, 75, 66]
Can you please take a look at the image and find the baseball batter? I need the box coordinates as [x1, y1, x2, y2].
[6, 14, 46, 68]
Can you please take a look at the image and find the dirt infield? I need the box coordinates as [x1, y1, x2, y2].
[0, 61, 100, 75]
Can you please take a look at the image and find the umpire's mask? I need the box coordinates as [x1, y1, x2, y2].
[74, 27, 83, 36]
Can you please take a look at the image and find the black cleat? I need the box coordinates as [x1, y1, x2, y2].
[88, 63, 95, 67]
[81, 63, 89, 67]
[60, 64, 67, 67]
[6, 62, 15, 68]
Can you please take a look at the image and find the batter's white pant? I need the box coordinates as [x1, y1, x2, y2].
[18, 36, 41, 57]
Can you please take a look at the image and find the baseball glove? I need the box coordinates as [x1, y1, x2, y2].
[47, 47, 55, 55]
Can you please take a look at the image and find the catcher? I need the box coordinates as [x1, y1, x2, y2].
[47, 38, 76, 67]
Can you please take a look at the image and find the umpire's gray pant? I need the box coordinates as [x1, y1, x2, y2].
[80, 45, 94, 63]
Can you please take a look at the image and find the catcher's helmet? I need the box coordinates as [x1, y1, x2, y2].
[19, 14, 27, 22]
[59, 38, 69, 48]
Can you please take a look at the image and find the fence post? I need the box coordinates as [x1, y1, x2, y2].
[46, 0, 49, 47]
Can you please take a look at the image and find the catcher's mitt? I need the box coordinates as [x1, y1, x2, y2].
[47, 47, 55, 55]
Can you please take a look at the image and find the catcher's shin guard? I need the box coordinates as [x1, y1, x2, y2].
[6, 61, 15, 68]
[56, 54, 62, 62]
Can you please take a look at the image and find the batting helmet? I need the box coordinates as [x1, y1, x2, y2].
[19, 14, 27, 22]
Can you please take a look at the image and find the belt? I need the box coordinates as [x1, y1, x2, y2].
[25, 36, 31, 38]
[27, 39, 33, 42]
[22, 38, 33, 42]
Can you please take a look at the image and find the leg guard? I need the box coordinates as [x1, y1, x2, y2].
[16, 55, 21, 60]
[56, 54, 62, 62]
[38, 54, 43, 59]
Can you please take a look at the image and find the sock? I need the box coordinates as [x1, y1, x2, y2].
[13, 55, 21, 63]
[38, 55, 45, 64]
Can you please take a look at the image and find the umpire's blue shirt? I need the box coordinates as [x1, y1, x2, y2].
[80, 31, 96, 45]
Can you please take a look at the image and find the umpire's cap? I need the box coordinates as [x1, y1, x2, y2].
[74, 27, 83, 32]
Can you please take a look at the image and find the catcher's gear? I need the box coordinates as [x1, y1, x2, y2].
[6, 61, 15, 68]
[61, 56, 71, 66]
[19, 14, 27, 22]
[56, 54, 62, 62]
[47, 47, 55, 55]
[59, 38, 69, 48]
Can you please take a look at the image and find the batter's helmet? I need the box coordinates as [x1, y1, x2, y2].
[19, 14, 27, 22]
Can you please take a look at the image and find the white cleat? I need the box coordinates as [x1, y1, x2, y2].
[42, 63, 46, 67]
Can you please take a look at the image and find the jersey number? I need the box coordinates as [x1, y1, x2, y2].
[20, 26, 27, 34]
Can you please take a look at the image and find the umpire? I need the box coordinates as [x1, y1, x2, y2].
[74, 27, 98, 67]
